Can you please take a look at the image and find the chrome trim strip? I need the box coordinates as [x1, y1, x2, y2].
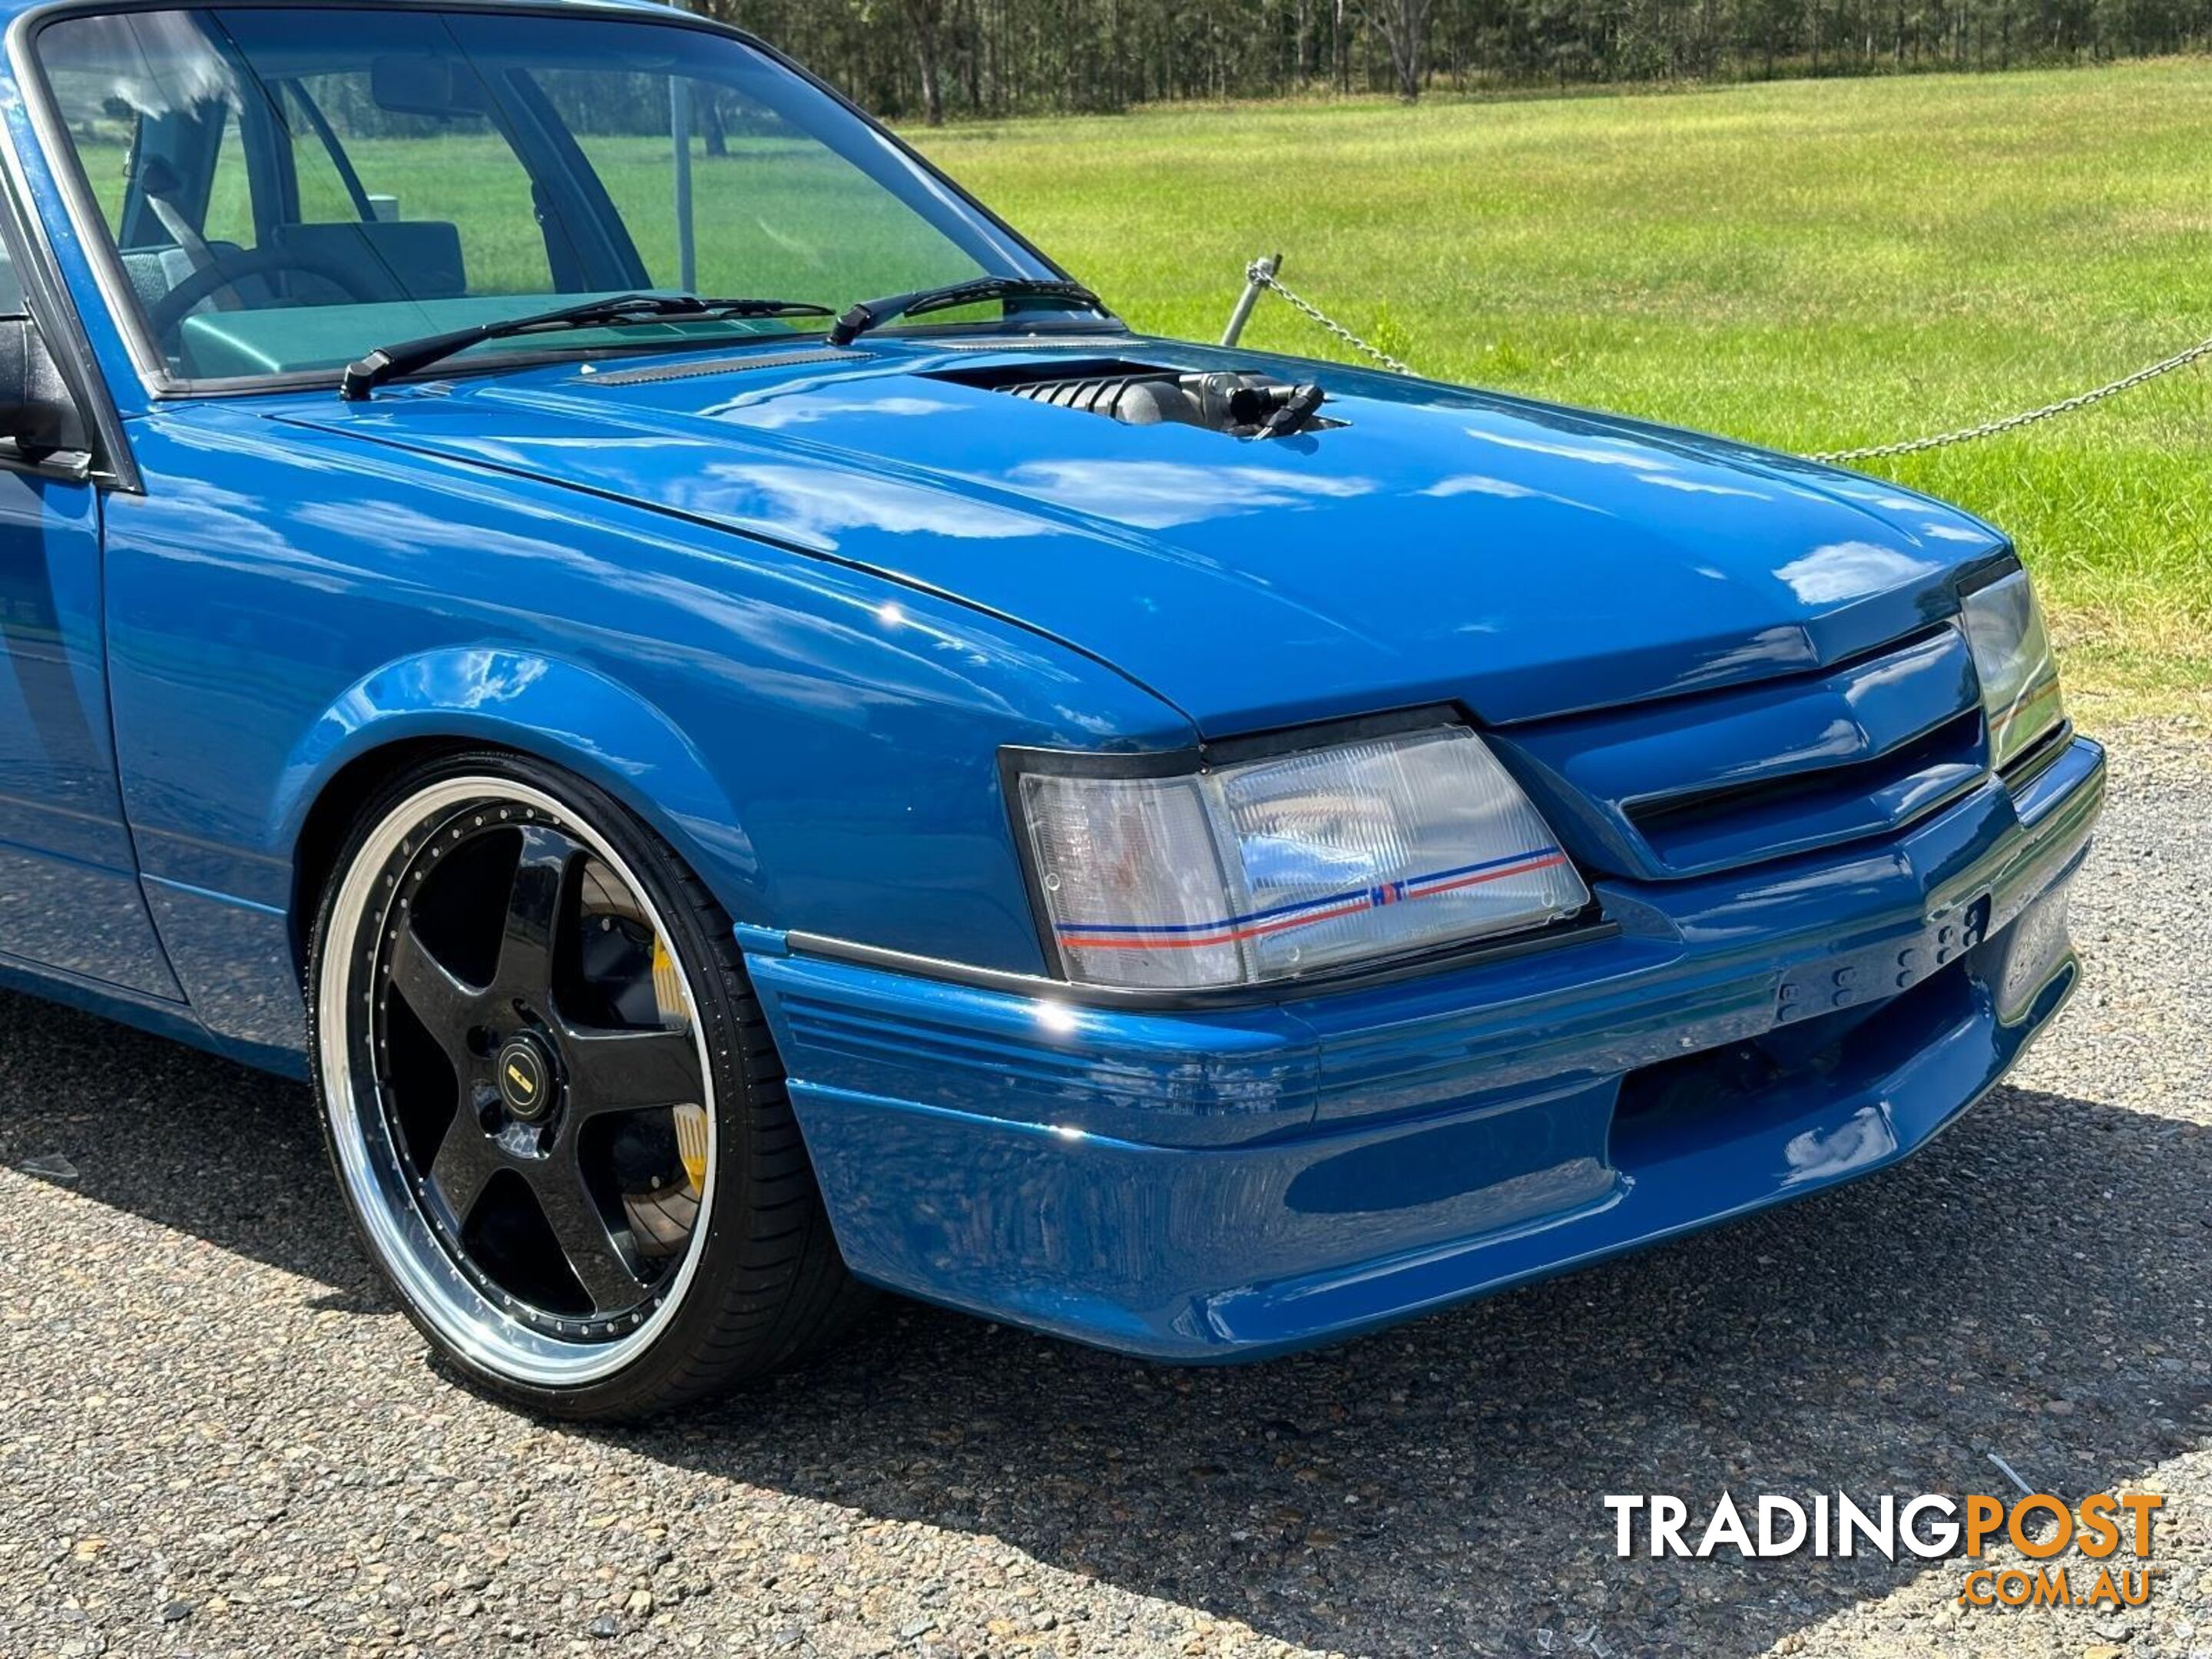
[776, 918, 1623, 1012]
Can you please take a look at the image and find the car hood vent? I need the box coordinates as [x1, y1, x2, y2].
[930, 358, 1340, 439]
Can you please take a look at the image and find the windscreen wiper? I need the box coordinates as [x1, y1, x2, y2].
[826, 276, 1108, 347]
[339, 293, 836, 400]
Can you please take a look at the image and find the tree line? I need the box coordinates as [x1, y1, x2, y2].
[686, 0, 2212, 118]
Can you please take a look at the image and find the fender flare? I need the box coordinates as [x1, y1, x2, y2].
[275, 646, 763, 925]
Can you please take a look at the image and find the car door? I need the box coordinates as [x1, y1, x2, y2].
[0, 240, 181, 1000]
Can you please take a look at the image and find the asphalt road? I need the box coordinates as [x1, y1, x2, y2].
[2, 726, 2207, 1659]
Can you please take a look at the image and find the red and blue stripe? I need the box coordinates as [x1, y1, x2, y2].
[1055, 845, 1570, 952]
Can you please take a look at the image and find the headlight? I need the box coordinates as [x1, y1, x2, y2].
[1960, 568, 2065, 771]
[1015, 724, 1590, 992]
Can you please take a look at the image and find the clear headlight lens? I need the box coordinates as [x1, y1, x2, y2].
[1961, 569, 2065, 772]
[1016, 725, 1590, 992]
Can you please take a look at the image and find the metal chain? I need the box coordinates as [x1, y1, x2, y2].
[1806, 333, 2212, 462]
[1247, 264, 1419, 377]
[1240, 257, 2212, 465]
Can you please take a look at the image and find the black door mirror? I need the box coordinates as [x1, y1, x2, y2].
[0, 316, 87, 464]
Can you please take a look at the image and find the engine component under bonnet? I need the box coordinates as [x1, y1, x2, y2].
[938, 359, 1338, 439]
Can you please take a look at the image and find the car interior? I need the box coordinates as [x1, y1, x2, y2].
[104, 51, 630, 378]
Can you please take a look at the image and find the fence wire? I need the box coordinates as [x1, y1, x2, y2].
[1233, 259, 2211, 465]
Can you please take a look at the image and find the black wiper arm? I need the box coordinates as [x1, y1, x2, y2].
[826, 276, 1107, 347]
[339, 293, 835, 401]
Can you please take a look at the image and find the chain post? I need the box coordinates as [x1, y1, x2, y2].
[1230, 254, 1417, 376]
[1221, 253, 1280, 347]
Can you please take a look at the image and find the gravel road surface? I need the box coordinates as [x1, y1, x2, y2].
[2, 724, 2207, 1659]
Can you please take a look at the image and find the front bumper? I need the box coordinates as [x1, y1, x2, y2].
[744, 735, 2104, 1360]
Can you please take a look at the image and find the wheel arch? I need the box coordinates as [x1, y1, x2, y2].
[280, 647, 760, 980]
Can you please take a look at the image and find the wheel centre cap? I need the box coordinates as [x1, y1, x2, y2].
[495, 1033, 556, 1121]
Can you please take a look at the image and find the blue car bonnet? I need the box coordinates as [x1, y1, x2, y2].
[280, 336, 2008, 734]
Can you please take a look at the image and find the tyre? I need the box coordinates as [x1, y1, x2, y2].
[309, 750, 867, 1419]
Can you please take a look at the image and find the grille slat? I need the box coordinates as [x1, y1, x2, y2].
[1492, 625, 1988, 880]
[1624, 709, 1985, 873]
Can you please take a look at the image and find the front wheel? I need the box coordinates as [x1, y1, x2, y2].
[310, 752, 866, 1419]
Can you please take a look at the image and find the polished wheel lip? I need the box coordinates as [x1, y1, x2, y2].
[320, 776, 719, 1389]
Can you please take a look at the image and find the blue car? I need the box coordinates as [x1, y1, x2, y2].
[0, 0, 2098, 1418]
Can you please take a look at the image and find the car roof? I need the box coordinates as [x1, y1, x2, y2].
[0, 0, 704, 35]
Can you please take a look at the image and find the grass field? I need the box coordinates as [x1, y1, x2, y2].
[911, 59, 2212, 722]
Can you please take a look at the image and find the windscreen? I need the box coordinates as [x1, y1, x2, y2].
[32, 7, 1063, 382]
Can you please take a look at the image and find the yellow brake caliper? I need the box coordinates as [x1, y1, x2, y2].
[655, 938, 710, 1197]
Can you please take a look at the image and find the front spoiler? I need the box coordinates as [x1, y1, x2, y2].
[743, 737, 2102, 1359]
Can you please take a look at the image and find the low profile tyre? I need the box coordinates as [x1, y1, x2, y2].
[310, 751, 866, 1419]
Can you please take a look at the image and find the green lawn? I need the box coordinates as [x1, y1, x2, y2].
[909, 60, 2212, 723]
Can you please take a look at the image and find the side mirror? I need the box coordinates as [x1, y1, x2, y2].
[0, 316, 86, 463]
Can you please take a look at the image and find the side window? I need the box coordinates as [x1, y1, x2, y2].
[199, 104, 255, 249]
[535, 70, 983, 303]
[0, 240, 23, 320]
[279, 86, 365, 224]
[283, 72, 555, 297]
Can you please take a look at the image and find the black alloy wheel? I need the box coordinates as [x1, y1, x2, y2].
[310, 752, 867, 1419]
